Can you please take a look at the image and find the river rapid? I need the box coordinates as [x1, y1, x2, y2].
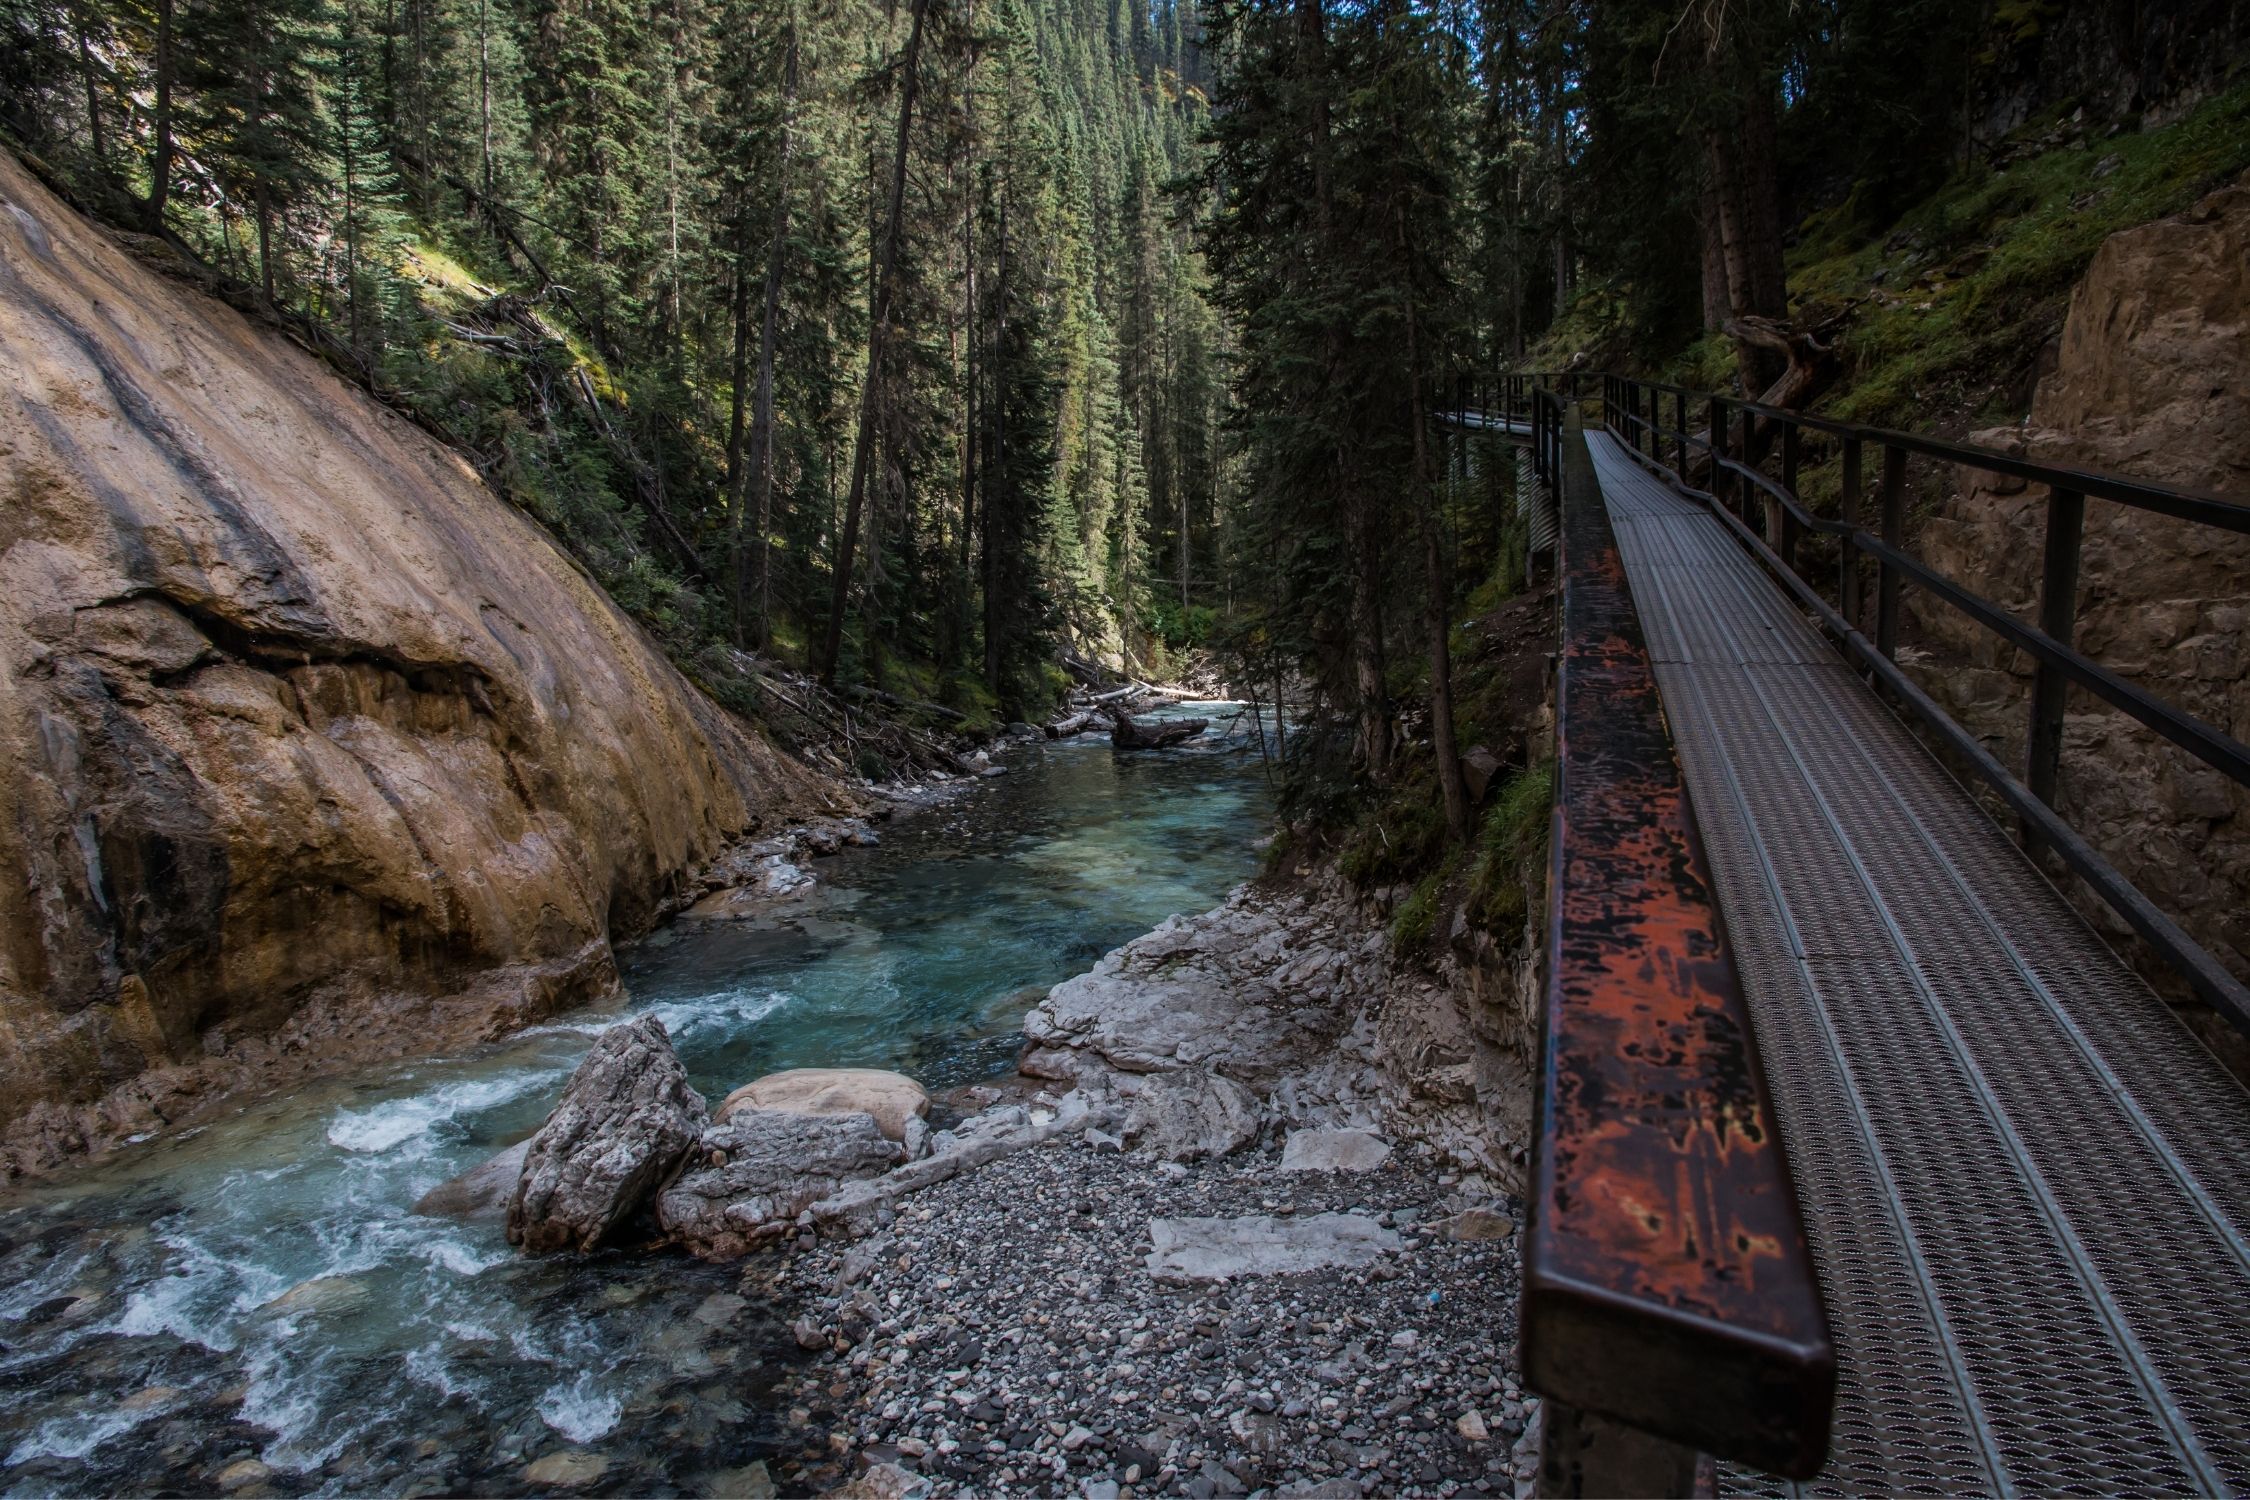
[0, 708, 1274, 1497]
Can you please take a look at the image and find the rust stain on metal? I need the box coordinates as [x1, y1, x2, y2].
[1523, 416, 1835, 1480]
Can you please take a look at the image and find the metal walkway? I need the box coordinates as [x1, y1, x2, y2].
[1584, 431, 2250, 1496]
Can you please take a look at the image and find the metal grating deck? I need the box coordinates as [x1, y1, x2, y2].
[1582, 432, 2250, 1496]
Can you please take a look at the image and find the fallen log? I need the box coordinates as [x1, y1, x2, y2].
[1110, 713, 1208, 750]
[846, 684, 969, 723]
[1046, 711, 1099, 738]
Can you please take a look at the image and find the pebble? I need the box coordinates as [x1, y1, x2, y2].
[765, 1130, 1526, 1496]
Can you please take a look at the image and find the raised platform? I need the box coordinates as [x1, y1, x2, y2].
[1583, 431, 2250, 1494]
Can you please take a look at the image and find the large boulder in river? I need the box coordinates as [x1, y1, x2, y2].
[657, 1109, 904, 1259]
[715, 1067, 930, 1142]
[507, 1016, 707, 1253]
[0, 151, 831, 1180]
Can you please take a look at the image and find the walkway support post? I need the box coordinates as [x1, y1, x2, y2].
[1709, 396, 1728, 511]
[2027, 486, 2086, 821]
[1779, 423, 1802, 571]
[1876, 444, 1905, 659]
[1839, 436, 1862, 629]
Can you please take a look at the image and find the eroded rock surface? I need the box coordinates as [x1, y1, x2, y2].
[657, 1107, 904, 1259]
[507, 1015, 706, 1253]
[1024, 881, 1533, 1185]
[1145, 1213, 1403, 1283]
[1910, 171, 2250, 1034]
[0, 152, 830, 1176]
[1119, 1070, 1262, 1161]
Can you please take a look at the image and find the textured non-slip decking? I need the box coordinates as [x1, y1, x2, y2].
[1583, 432, 2250, 1495]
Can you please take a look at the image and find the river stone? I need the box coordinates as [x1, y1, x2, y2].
[1145, 1213, 1402, 1282]
[522, 1451, 608, 1488]
[1122, 1070, 1262, 1161]
[715, 1067, 930, 1143]
[259, 1275, 369, 1319]
[412, 1138, 531, 1221]
[507, 1015, 707, 1254]
[1279, 1128, 1392, 1173]
[1461, 745, 1505, 804]
[1434, 1207, 1516, 1241]
[657, 1108, 905, 1260]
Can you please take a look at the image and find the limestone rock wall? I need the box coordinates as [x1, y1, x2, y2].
[1909, 172, 2250, 1024]
[0, 153, 827, 1171]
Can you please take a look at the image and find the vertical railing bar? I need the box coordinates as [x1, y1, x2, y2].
[1876, 444, 1906, 659]
[1840, 435, 1863, 630]
[1779, 422, 1801, 574]
[2027, 484, 2086, 839]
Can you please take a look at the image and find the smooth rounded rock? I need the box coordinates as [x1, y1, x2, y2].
[715, 1067, 930, 1143]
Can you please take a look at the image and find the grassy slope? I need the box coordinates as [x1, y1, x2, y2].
[1539, 79, 2250, 435]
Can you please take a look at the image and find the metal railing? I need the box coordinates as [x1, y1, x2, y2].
[1525, 393, 1835, 1492]
[1596, 372, 2250, 1034]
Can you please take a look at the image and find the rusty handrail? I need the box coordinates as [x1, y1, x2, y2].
[1524, 398, 1835, 1486]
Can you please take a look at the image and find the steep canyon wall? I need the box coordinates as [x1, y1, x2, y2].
[1911, 172, 2249, 1055]
[0, 152, 828, 1174]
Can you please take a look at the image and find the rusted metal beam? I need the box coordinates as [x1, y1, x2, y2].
[1527, 411, 1836, 1480]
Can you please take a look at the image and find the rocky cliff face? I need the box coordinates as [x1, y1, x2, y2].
[1911, 172, 2249, 1047]
[0, 153, 829, 1174]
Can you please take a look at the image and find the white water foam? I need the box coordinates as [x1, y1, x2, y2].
[537, 1370, 621, 1443]
[325, 1069, 555, 1156]
[642, 986, 793, 1043]
[5, 1399, 163, 1466]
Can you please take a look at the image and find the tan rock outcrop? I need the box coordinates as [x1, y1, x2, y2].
[0, 152, 829, 1175]
[714, 1066, 930, 1142]
[1909, 172, 2249, 1030]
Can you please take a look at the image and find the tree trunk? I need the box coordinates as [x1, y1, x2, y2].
[145, 0, 174, 227]
[1736, 84, 1787, 322]
[1698, 166, 1730, 334]
[982, 185, 1007, 693]
[958, 153, 978, 668]
[1297, 0, 1388, 782]
[820, 0, 930, 687]
[724, 210, 755, 643]
[1108, 711, 1207, 750]
[750, 26, 800, 652]
[256, 180, 276, 303]
[73, 2, 104, 166]
[1401, 206, 1469, 840]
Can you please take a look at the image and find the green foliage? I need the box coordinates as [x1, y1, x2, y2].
[1465, 762, 1551, 934]
[1389, 871, 1442, 953]
[1336, 775, 1450, 888]
[4, 0, 1227, 734]
[1805, 81, 2250, 427]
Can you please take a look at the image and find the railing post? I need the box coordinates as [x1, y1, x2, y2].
[2027, 486, 2085, 814]
[1709, 397, 1728, 510]
[1674, 388, 1687, 478]
[1839, 436, 1862, 628]
[1779, 423, 1802, 573]
[1876, 444, 1905, 659]
[1739, 408, 1756, 522]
